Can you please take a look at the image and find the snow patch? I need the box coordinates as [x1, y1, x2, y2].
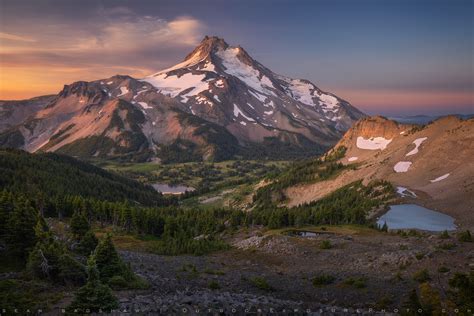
[215, 79, 225, 88]
[213, 95, 221, 102]
[217, 47, 275, 95]
[117, 86, 129, 97]
[406, 137, 427, 156]
[430, 173, 450, 183]
[248, 90, 267, 103]
[107, 81, 113, 85]
[348, 157, 358, 162]
[396, 186, 417, 197]
[199, 61, 216, 72]
[356, 136, 392, 150]
[319, 93, 339, 110]
[138, 102, 152, 109]
[264, 110, 274, 115]
[286, 79, 315, 106]
[394, 161, 412, 173]
[233, 104, 254, 121]
[142, 72, 209, 103]
[246, 102, 255, 109]
[240, 121, 247, 126]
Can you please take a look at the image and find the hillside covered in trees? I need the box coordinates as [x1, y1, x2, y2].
[0, 149, 166, 206]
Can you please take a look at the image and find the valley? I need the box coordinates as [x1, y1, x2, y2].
[1, 113, 473, 314]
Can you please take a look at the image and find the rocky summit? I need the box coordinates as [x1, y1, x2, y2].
[0, 36, 364, 162]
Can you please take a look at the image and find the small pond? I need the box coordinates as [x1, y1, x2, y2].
[377, 204, 456, 232]
[152, 183, 195, 195]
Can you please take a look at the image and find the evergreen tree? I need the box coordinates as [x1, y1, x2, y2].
[77, 230, 98, 256]
[68, 256, 118, 313]
[5, 199, 38, 261]
[93, 234, 127, 282]
[27, 217, 86, 284]
[0, 190, 14, 241]
[70, 210, 90, 240]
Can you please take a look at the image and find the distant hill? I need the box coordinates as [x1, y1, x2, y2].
[262, 115, 474, 229]
[0, 149, 164, 206]
[389, 114, 474, 125]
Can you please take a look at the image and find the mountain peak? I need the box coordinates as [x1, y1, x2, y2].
[183, 35, 229, 62]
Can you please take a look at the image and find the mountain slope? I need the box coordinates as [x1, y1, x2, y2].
[0, 36, 364, 161]
[0, 149, 164, 205]
[279, 116, 474, 228]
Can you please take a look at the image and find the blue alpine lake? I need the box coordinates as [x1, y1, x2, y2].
[377, 204, 456, 232]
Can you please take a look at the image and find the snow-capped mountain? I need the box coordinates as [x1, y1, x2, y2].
[0, 36, 364, 162]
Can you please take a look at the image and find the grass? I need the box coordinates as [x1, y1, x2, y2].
[96, 159, 290, 190]
[249, 277, 273, 291]
[266, 224, 378, 237]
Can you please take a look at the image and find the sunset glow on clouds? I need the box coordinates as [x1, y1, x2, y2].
[0, 6, 206, 99]
[0, 0, 472, 116]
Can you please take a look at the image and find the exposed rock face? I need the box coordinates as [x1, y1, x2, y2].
[0, 36, 365, 161]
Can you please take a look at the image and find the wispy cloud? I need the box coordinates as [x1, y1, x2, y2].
[0, 8, 207, 98]
[0, 32, 36, 42]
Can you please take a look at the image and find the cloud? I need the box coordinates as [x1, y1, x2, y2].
[0, 32, 36, 42]
[0, 10, 207, 74]
[0, 9, 207, 98]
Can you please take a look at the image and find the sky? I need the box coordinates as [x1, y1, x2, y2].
[0, 0, 472, 116]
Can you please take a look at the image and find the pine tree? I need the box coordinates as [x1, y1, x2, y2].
[5, 199, 38, 261]
[0, 190, 14, 240]
[70, 210, 90, 240]
[77, 230, 98, 256]
[67, 256, 118, 313]
[28, 216, 86, 284]
[93, 234, 127, 282]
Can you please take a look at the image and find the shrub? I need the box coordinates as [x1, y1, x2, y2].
[319, 240, 332, 249]
[439, 230, 450, 239]
[415, 252, 425, 260]
[208, 280, 220, 290]
[413, 269, 431, 283]
[448, 271, 474, 309]
[437, 266, 450, 273]
[458, 230, 472, 242]
[343, 277, 367, 289]
[249, 277, 272, 291]
[312, 274, 335, 287]
[437, 242, 456, 250]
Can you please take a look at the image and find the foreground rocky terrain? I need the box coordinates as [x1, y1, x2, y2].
[111, 228, 472, 314]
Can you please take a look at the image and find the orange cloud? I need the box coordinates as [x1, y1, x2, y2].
[0, 14, 207, 100]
